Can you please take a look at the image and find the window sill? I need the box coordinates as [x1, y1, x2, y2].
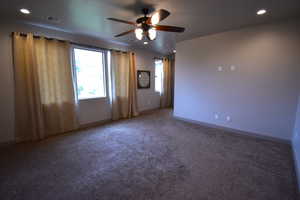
[79, 97, 108, 101]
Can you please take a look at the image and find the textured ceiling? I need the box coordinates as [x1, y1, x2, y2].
[1, 0, 300, 54]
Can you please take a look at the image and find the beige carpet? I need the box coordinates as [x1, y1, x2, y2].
[0, 109, 298, 200]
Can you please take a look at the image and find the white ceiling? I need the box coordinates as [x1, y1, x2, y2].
[1, 0, 300, 54]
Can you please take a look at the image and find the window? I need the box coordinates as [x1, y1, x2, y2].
[73, 47, 106, 100]
[155, 59, 163, 94]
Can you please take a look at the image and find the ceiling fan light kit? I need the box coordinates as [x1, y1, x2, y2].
[135, 28, 143, 40]
[147, 28, 157, 40]
[107, 8, 185, 42]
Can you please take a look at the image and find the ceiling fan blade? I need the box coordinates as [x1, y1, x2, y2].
[154, 25, 185, 32]
[114, 29, 135, 37]
[147, 9, 170, 25]
[107, 18, 136, 26]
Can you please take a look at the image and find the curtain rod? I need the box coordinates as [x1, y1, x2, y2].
[11, 32, 130, 54]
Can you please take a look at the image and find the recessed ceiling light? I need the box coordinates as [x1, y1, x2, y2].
[257, 9, 267, 15]
[143, 41, 148, 45]
[20, 8, 31, 14]
[173, 50, 176, 53]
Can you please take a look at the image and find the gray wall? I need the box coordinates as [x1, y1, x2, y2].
[0, 20, 161, 143]
[293, 95, 300, 188]
[174, 18, 300, 141]
[136, 50, 161, 112]
[294, 98, 300, 138]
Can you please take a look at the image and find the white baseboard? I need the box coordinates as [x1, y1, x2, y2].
[173, 115, 291, 145]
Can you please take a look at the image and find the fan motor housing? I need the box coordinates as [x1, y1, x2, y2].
[142, 23, 151, 32]
[136, 16, 149, 24]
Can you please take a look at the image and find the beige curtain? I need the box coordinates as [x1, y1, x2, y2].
[13, 32, 78, 142]
[160, 57, 172, 108]
[110, 51, 139, 120]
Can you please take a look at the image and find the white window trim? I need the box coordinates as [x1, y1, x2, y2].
[155, 59, 163, 94]
[71, 45, 109, 101]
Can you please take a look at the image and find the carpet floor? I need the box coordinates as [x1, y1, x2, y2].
[0, 109, 298, 200]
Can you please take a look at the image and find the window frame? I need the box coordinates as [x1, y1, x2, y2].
[71, 45, 109, 101]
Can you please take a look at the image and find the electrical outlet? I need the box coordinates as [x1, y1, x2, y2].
[214, 114, 219, 120]
[226, 116, 231, 122]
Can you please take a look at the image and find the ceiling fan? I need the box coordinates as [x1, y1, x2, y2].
[107, 8, 185, 41]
